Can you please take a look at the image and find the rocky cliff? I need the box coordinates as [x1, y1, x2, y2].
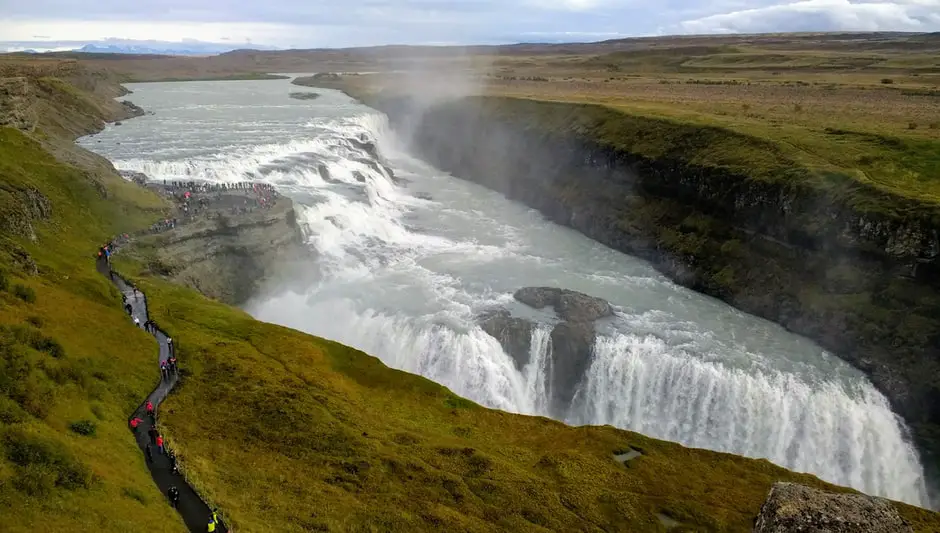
[134, 187, 309, 306]
[366, 94, 940, 477]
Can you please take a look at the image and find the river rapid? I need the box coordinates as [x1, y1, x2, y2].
[80, 77, 930, 507]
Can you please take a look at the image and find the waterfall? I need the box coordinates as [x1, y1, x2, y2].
[567, 333, 928, 504]
[79, 82, 932, 508]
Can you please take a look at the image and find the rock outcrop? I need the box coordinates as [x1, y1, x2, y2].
[753, 483, 913, 533]
[0, 186, 52, 242]
[289, 92, 320, 100]
[139, 188, 310, 305]
[479, 309, 534, 369]
[514, 287, 612, 323]
[480, 287, 614, 414]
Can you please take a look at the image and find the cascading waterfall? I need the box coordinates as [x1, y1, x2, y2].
[79, 81, 931, 508]
[521, 327, 553, 415]
[568, 333, 928, 503]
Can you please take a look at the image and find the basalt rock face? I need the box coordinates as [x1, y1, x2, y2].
[144, 195, 309, 306]
[0, 185, 52, 242]
[376, 95, 940, 472]
[753, 483, 913, 533]
[479, 309, 535, 369]
[480, 287, 614, 415]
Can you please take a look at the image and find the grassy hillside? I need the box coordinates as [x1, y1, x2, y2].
[0, 121, 183, 529]
[2, 61, 939, 532]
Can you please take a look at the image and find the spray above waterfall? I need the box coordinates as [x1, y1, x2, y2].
[79, 77, 931, 508]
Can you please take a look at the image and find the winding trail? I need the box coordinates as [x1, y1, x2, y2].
[97, 256, 229, 533]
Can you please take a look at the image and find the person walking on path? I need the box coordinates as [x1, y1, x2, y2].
[129, 417, 142, 433]
[146, 400, 154, 417]
[169, 355, 178, 373]
[167, 337, 174, 356]
[157, 435, 165, 455]
[168, 486, 180, 508]
[161, 361, 169, 381]
[134, 317, 140, 328]
[207, 515, 217, 533]
[145, 443, 153, 463]
[148, 425, 158, 445]
[169, 451, 180, 475]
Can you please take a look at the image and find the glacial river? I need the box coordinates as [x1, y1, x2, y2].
[80, 77, 929, 506]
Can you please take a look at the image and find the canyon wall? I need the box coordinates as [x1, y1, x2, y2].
[370, 94, 940, 473]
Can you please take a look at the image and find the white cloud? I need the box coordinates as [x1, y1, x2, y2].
[676, 0, 940, 34]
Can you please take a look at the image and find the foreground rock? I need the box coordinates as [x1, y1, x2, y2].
[480, 287, 613, 414]
[753, 483, 912, 533]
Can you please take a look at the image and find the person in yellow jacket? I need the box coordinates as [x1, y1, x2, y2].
[207, 515, 216, 532]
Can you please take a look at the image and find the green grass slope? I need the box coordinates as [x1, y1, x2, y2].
[0, 126, 184, 530]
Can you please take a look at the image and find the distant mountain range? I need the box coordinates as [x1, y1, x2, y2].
[2, 39, 280, 56]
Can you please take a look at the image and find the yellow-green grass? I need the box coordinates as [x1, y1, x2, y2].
[0, 126, 184, 531]
[482, 48, 940, 206]
[106, 254, 938, 532]
[328, 70, 940, 214]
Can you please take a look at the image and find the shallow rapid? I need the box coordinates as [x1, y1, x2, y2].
[80, 77, 929, 506]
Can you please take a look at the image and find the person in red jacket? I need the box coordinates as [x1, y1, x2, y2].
[146, 400, 154, 416]
[129, 417, 142, 432]
[156, 435, 165, 455]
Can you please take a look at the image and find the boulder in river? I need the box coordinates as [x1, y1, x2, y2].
[514, 286, 613, 323]
[317, 163, 335, 183]
[480, 286, 614, 415]
[349, 137, 380, 160]
[753, 483, 912, 533]
[289, 91, 320, 100]
[480, 310, 535, 369]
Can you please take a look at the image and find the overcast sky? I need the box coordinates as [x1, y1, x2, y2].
[1, 0, 939, 49]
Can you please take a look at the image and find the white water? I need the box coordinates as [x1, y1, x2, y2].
[80, 78, 930, 506]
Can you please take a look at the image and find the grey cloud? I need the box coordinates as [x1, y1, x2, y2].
[676, 0, 940, 34]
